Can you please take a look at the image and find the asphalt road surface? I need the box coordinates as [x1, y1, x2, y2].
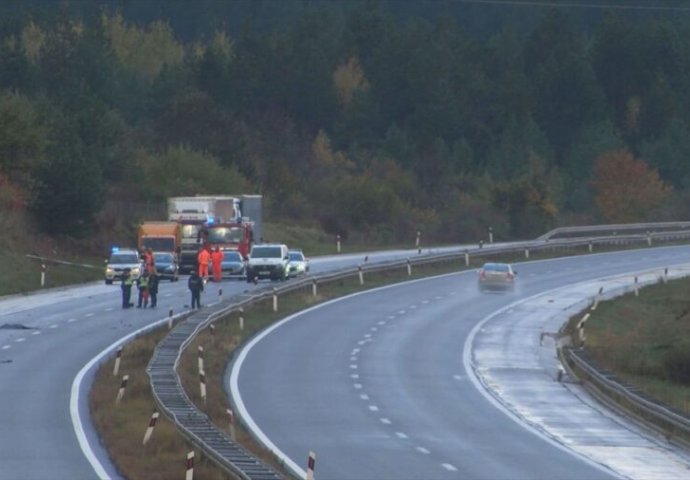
[229, 245, 690, 480]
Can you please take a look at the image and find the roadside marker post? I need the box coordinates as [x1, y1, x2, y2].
[415, 231, 420, 247]
[197, 346, 204, 374]
[306, 451, 316, 480]
[142, 411, 159, 445]
[664, 267, 669, 283]
[116, 374, 129, 405]
[199, 370, 206, 404]
[186, 451, 194, 480]
[524, 248, 530, 259]
[40, 263, 46, 287]
[588, 241, 593, 253]
[406, 258, 412, 276]
[239, 308, 244, 330]
[273, 288, 278, 312]
[336, 234, 341, 254]
[227, 408, 236, 440]
[312, 279, 318, 297]
[113, 345, 123, 376]
[634, 276, 639, 296]
[209, 323, 215, 337]
[358, 265, 364, 285]
[168, 308, 173, 329]
[464, 251, 469, 267]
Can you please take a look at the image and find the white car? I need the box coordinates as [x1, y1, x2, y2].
[288, 249, 310, 277]
[246, 244, 290, 282]
[104, 248, 143, 284]
[477, 262, 516, 292]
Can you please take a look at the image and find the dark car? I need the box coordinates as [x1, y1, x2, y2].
[477, 262, 516, 292]
[209, 249, 246, 279]
[153, 252, 179, 281]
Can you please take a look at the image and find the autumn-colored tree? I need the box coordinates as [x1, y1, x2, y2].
[592, 149, 672, 223]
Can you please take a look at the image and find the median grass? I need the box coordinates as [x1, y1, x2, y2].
[89, 241, 690, 479]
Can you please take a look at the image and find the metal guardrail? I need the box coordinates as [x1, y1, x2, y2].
[146, 229, 690, 479]
[539, 220, 690, 240]
[561, 348, 690, 447]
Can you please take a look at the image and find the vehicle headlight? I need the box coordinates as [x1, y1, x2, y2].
[106, 267, 114, 275]
[132, 267, 141, 276]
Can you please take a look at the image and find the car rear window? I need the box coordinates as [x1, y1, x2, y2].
[110, 253, 139, 263]
[484, 263, 509, 272]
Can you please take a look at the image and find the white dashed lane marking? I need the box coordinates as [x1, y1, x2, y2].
[15, 338, 25, 343]
[359, 394, 369, 400]
[368, 405, 379, 412]
[380, 418, 391, 425]
[350, 374, 359, 379]
[354, 383, 363, 389]
[49, 325, 58, 329]
[416, 447, 430, 454]
[67, 318, 77, 323]
[85, 313, 94, 318]
[396, 432, 408, 439]
[31, 331, 41, 335]
[442, 463, 458, 472]
[2, 345, 10, 350]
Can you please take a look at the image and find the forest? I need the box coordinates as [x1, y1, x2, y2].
[1, 0, 690, 248]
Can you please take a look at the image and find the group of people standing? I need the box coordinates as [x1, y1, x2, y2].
[197, 245, 225, 283]
[121, 248, 159, 309]
[120, 245, 230, 311]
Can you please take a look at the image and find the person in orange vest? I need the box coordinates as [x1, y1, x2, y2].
[211, 246, 224, 283]
[144, 247, 155, 274]
[197, 246, 211, 282]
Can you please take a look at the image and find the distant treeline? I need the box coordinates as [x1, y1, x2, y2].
[1, 0, 689, 243]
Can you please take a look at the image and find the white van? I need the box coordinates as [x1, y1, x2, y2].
[246, 244, 290, 282]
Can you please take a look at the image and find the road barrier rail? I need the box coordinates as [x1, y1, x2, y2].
[146, 228, 690, 479]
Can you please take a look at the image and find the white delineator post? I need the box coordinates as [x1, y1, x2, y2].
[238, 308, 244, 330]
[634, 276, 639, 296]
[186, 451, 194, 480]
[197, 346, 204, 374]
[524, 248, 529, 259]
[415, 231, 420, 247]
[40, 263, 46, 287]
[116, 374, 129, 405]
[227, 408, 236, 440]
[358, 265, 364, 285]
[113, 345, 123, 376]
[142, 411, 159, 445]
[464, 251, 469, 266]
[406, 258, 412, 276]
[199, 370, 206, 404]
[168, 308, 174, 329]
[272, 288, 278, 312]
[336, 234, 341, 253]
[312, 279, 318, 297]
[306, 451, 316, 480]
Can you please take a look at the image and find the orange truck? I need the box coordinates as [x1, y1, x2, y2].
[137, 221, 181, 254]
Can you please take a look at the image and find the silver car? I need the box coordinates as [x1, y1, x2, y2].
[477, 262, 516, 292]
[288, 250, 310, 278]
[104, 248, 143, 284]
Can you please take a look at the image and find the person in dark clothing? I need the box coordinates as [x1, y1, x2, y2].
[121, 268, 134, 308]
[188, 270, 204, 309]
[148, 270, 159, 308]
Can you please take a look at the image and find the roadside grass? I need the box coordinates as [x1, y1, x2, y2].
[87, 240, 689, 479]
[577, 276, 690, 414]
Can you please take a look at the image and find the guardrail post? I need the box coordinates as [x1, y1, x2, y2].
[489, 226, 493, 244]
[306, 451, 316, 480]
[168, 308, 173, 329]
[40, 263, 46, 287]
[186, 451, 194, 480]
[406, 258, 412, 276]
[464, 250, 469, 266]
[524, 248, 529, 259]
[239, 307, 244, 330]
[647, 231, 652, 246]
[479, 240, 484, 249]
[312, 279, 318, 297]
[415, 231, 420, 247]
[664, 267, 668, 283]
[634, 276, 639, 296]
[209, 324, 215, 338]
[588, 241, 593, 253]
[273, 288, 278, 312]
[336, 234, 341, 253]
[358, 265, 364, 285]
[113, 345, 123, 376]
[142, 411, 159, 445]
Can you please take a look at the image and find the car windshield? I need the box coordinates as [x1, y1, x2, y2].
[110, 253, 139, 264]
[180, 224, 202, 238]
[224, 251, 242, 261]
[207, 226, 243, 243]
[484, 263, 509, 272]
[251, 246, 282, 258]
[153, 253, 174, 263]
[288, 252, 304, 261]
[143, 238, 175, 251]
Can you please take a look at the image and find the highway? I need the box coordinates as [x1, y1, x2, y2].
[2, 244, 690, 479]
[228, 245, 690, 480]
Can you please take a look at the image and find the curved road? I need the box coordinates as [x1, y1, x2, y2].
[229, 245, 690, 479]
[0, 245, 461, 479]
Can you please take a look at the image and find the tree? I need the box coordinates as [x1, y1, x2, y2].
[592, 149, 672, 223]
